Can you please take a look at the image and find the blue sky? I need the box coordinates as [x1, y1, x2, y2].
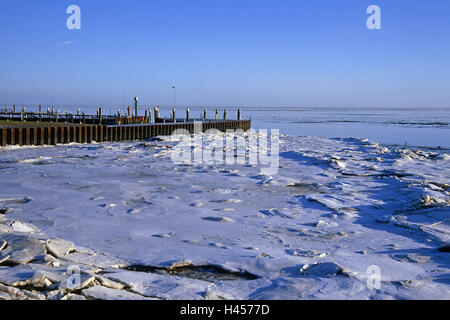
[0, 0, 449, 108]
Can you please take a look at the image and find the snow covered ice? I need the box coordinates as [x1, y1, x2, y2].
[0, 131, 449, 299]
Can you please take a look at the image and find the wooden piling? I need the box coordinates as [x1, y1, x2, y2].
[85, 126, 91, 143]
[35, 128, 41, 145]
[1, 128, 6, 146]
[44, 127, 50, 145]
[25, 128, 31, 145]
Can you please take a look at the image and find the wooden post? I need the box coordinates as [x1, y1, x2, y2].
[43, 127, 49, 145]
[69, 127, 74, 143]
[89, 126, 94, 143]
[172, 108, 176, 123]
[35, 128, 40, 145]
[134, 97, 138, 119]
[82, 126, 86, 143]
[154, 107, 159, 121]
[9, 128, 14, 145]
[223, 109, 227, 120]
[215, 109, 218, 120]
[62, 127, 67, 144]
[237, 109, 241, 120]
[186, 108, 189, 122]
[50, 127, 55, 145]
[31, 127, 37, 145]
[99, 107, 102, 125]
[35, 127, 40, 145]
[0, 128, 6, 146]
[38, 104, 42, 121]
[25, 128, 30, 145]
[99, 126, 103, 142]
[203, 109, 207, 121]
[57, 127, 62, 144]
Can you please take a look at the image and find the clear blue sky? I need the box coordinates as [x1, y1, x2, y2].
[1, 0, 449, 108]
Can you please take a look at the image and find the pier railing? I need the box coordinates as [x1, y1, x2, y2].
[0, 106, 244, 126]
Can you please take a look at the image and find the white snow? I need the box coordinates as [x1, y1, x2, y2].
[0, 132, 449, 299]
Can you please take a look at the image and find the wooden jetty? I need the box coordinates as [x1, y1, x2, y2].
[0, 106, 250, 147]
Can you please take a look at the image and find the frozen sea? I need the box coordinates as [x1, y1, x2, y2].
[238, 107, 450, 150]
[29, 106, 450, 149]
[0, 107, 449, 299]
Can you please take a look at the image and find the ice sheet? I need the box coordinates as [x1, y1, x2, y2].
[0, 132, 449, 299]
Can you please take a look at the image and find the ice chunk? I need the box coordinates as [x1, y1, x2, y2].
[46, 239, 75, 258]
[0, 234, 46, 265]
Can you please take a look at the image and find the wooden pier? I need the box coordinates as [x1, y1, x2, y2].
[0, 105, 251, 147]
[0, 119, 251, 147]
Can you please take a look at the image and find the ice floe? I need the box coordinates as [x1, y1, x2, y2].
[0, 133, 449, 299]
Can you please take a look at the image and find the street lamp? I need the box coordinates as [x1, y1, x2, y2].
[172, 86, 176, 109]
[134, 96, 138, 117]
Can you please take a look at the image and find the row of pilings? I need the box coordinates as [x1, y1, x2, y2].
[0, 120, 251, 147]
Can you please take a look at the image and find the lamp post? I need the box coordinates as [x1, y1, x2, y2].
[134, 96, 138, 118]
[172, 86, 176, 109]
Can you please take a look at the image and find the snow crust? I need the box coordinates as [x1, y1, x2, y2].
[0, 132, 449, 299]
